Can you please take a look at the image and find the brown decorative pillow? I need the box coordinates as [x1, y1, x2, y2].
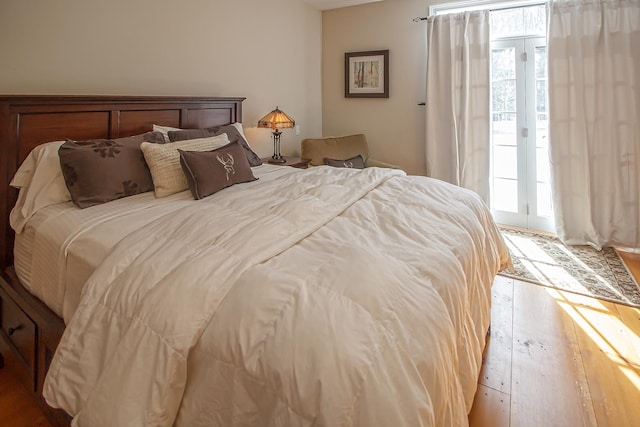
[178, 141, 258, 200]
[59, 132, 165, 208]
[324, 155, 365, 169]
[168, 125, 262, 166]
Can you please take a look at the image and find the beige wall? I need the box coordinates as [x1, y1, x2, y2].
[323, 0, 440, 175]
[0, 0, 322, 158]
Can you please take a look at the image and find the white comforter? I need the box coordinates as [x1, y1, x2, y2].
[43, 166, 510, 426]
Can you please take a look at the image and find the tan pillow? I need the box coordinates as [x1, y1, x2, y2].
[141, 134, 229, 197]
[178, 141, 257, 200]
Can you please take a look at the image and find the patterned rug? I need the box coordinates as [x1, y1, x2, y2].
[498, 227, 640, 307]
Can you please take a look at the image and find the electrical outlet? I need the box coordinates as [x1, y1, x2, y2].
[295, 125, 300, 136]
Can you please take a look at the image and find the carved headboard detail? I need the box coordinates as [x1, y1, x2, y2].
[0, 95, 245, 269]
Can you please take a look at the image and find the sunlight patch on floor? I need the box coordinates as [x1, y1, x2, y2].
[505, 235, 586, 290]
[555, 242, 623, 295]
[544, 287, 640, 390]
[619, 365, 640, 391]
[504, 232, 627, 298]
[505, 234, 554, 263]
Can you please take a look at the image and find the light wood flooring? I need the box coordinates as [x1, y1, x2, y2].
[470, 249, 640, 427]
[618, 249, 640, 285]
[469, 274, 640, 427]
[1, 255, 639, 427]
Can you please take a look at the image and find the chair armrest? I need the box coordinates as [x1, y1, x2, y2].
[365, 158, 402, 170]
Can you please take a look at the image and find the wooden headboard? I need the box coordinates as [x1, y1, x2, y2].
[0, 95, 245, 270]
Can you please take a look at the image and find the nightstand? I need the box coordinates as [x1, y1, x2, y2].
[262, 156, 310, 169]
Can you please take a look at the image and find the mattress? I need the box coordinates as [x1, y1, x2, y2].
[13, 164, 294, 323]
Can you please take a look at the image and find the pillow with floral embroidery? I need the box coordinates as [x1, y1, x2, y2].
[58, 132, 165, 208]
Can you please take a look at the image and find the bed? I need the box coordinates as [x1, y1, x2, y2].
[0, 95, 510, 427]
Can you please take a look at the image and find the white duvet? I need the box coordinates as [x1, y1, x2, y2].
[43, 166, 510, 426]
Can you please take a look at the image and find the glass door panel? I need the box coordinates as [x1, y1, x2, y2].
[490, 37, 554, 232]
[491, 41, 527, 228]
[530, 43, 554, 227]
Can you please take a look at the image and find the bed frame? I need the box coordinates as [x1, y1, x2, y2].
[0, 95, 244, 426]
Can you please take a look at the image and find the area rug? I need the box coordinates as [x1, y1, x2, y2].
[498, 227, 640, 307]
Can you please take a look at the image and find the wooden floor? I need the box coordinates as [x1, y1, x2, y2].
[470, 249, 640, 427]
[618, 249, 640, 284]
[0, 341, 53, 427]
[1, 258, 639, 427]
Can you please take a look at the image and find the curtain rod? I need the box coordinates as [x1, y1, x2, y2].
[415, 0, 544, 21]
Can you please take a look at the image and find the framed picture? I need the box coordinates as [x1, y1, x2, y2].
[345, 50, 389, 98]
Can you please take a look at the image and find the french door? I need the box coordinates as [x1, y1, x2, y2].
[490, 36, 554, 232]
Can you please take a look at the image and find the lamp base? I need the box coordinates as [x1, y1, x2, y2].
[268, 157, 287, 164]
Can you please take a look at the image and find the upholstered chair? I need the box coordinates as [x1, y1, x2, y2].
[301, 134, 400, 169]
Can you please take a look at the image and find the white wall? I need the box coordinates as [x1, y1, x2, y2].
[323, 0, 441, 175]
[0, 0, 322, 157]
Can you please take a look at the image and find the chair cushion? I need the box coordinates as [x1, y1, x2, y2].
[301, 134, 370, 167]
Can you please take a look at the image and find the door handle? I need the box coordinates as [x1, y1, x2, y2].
[7, 324, 23, 336]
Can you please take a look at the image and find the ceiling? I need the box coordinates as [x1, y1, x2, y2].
[303, 0, 383, 11]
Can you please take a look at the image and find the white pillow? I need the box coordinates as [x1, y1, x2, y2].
[10, 141, 72, 233]
[141, 134, 230, 198]
[152, 124, 181, 142]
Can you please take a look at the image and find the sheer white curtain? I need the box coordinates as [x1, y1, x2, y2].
[548, 0, 640, 249]
[425, 10, 491, 203]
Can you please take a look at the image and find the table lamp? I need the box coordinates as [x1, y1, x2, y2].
[257, 106, 295, 164]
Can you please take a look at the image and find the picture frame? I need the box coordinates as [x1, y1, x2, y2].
[345, 49, 389, 98]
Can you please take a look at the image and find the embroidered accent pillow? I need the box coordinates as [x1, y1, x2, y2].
[58, 132, 165, 208]
[141, 134, 230, 198]
[168, 124, 262, 166]
[323, 154, 365, 169]
[178, 141, 257, 200]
